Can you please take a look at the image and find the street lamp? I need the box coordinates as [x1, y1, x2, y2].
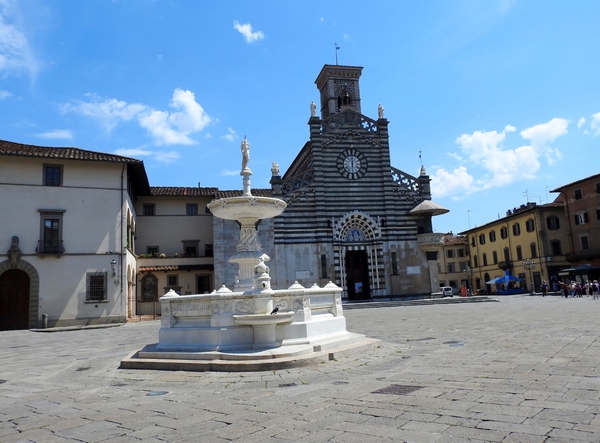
[523, 258, 536, 295]
[463, 266, 473, 296]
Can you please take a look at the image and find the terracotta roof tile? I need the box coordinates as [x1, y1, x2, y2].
[149, 187, 273, 198]
[150, 187, 219, 197]
[0, 139, 142, 164]
[550, 172, 600, 192]
[216, 188, 272, 198]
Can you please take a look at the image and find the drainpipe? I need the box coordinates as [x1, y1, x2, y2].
[120, 164, 125, 321]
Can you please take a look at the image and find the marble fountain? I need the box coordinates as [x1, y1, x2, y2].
[121, 137, 377, 371]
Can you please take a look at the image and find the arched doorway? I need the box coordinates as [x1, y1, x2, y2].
[333, 210, 384, 300]
[0, 269, 30, 330]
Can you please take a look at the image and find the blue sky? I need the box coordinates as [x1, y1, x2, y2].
[2, 0, 599, 234]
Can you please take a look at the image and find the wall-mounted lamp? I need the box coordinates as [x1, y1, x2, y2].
[110, 259, 117, 277]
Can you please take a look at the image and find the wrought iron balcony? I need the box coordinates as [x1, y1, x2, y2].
[36, 240, 65, 254]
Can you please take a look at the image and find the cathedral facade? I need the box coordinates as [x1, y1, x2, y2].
[267, 64, 442, 299]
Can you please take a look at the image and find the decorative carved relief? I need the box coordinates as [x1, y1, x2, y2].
[7, 236, 22, 268]
[237, 227, 262, 252]
[235, 301, 252, 314]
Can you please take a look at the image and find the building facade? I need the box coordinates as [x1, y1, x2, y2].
[134, 186, 218, 316]
[551, 173, 600, 281]
[460, 201, 572, 294]
[437, 234, 469, 293]
[0, 140, 149, 329]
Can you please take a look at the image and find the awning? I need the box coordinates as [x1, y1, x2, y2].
[558, 264, 600, 275]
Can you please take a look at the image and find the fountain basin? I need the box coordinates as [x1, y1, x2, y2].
[234, 311, 295, 349]
[207, 196, 286, 221]
[233, 312, 294, 326]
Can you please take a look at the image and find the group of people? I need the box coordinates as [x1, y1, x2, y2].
[557, 280, 600, 300]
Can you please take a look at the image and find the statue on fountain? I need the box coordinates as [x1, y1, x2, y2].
[241, 137, 250, 172]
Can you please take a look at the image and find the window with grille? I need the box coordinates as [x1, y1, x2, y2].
[87, 272, 107, 302]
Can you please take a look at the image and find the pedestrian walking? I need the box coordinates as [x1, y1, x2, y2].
[541, 280, 547, 297]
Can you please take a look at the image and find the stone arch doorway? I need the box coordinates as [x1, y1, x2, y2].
[0, 260, 40, 330]
[0, 269, 30, 330]
[333, 210, 384, 300]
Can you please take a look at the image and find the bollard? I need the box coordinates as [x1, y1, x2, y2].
[42, 314, 48, 329]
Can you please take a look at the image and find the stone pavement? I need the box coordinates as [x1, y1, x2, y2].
[1, 294, 599, 442]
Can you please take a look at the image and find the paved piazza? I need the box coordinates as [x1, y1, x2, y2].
[1, 295, 600, 442]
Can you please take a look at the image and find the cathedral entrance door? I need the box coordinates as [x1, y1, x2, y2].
[0, 269, 30, 330]
[345, 250, 370, 300]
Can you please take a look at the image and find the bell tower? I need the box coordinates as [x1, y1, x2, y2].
[314, 64, 363, 119]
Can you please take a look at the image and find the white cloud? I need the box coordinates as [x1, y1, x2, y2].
[221, 127, 237, 141]
[61, 89, 212, 145]
[435, 118, 569, 201]
[233, 20, 265, 43]
[519, 118, 568, 147]
[520, 118, 567, 165]
[591, 112, 600, 136]
[0, 0, 39, 79]
[153, 151, 180, 163]
[343, 33, 351, 41]
[220, 169, 240, 176]
[60, 94, 146, 131]
[447, 152, 463, 161]
[114, 148, 152, 158]
[114, 147, 179, 164]
[139, 89, 212, 145]
[0, 89, 11, 98]
[36, 129, 73, 140]
[430, 166, 475, 199]
[577, 117, 586, 128]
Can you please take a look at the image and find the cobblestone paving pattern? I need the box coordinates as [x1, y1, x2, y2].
[1, 295, 599, 442]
